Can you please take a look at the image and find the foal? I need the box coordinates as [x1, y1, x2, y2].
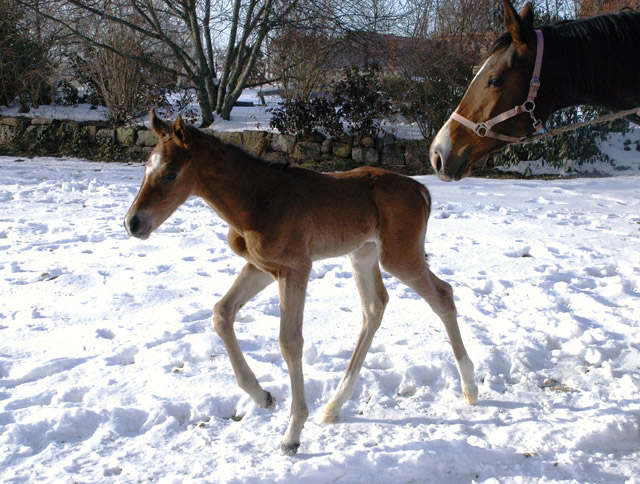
[125, 111, 478, 455]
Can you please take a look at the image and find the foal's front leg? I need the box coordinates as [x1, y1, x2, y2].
[277, 266, 311, 456]
[214, 263, 275, 409]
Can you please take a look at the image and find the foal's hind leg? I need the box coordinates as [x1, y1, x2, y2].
[214, 263, 275, 409]
[382, 256, 478, 405]
[322, 242, 389, 423]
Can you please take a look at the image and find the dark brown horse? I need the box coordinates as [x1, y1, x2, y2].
[124, 111, 478, 455]
[430, 0, 640, 181]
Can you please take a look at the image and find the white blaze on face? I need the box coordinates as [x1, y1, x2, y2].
[430, 56, 494, 168]
[469, 55, 492, 88]
[430, 117, 453, 163]
[145, 152, 163, 178]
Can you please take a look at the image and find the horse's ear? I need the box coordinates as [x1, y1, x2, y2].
[171, 115, 191, 149]
[504, 0, 533, 51]
[520, 2, 534, 31]
[150, 109, 170, 136]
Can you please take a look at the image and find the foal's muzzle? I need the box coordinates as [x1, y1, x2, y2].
[127, 214, 141, 234]
[124, 212, 152, 239]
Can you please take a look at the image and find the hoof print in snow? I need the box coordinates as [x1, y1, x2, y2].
[105, 347, 138, 366]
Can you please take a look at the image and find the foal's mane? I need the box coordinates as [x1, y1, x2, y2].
[188, 124, 291, 171]
[489, 10, 640, 106]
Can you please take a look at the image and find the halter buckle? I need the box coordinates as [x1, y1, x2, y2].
[474, 123, 489, 137]
[523, 100, 536, 113]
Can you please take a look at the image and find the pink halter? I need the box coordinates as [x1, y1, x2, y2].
[451, 30, 545, 143]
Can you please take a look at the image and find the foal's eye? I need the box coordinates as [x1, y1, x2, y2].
[164, 172, 178, 181]
[487, 77, 504, 88]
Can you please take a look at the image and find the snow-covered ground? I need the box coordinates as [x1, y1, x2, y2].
[0, 153, 639, 483]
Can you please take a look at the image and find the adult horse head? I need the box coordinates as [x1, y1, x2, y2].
[430, 0, 640, 181]
[430, 1, 547, 181]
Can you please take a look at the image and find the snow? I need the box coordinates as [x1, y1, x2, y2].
[0, 103, 110, 123]
[1, 151, 639, 483]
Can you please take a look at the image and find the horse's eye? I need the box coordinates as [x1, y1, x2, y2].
[488, 77, 504, 88]
[164, 172, 178, 181]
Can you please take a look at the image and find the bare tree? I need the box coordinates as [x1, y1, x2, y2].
[577, 0, 640, 17]
[80, 8, 174, 125]
[404, 0, 501, 38]
[13, 0, 421, 124]
[16, 0, 303, 125]
[269, 30, 336, 102]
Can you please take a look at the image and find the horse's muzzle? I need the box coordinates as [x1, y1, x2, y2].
[430, 150, 466, 182]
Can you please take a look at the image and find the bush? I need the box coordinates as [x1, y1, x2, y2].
[330, 65, 392, 137]
[56, 80, 80, 106]
[395, 39, 476, 142]
[73, 13, 177, 126]
[269, 97, 340, 138]
[0, 4, 52, 111]
[159, 88, 200, 125]
[491, 106, 631, 168]
[269, 64, 391, 138]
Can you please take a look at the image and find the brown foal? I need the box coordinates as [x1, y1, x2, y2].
[124, 111, 478, 455]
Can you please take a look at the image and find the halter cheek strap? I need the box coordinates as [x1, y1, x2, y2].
[451, 29, 545, 144]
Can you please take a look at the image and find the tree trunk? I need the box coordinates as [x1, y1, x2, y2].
[195, 82, 215, 127]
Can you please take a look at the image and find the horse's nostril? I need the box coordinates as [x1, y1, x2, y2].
[431, 151, 443, 173]
[128, 214, 140, 235]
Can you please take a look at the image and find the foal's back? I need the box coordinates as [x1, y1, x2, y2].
[269, 165, 432, 261]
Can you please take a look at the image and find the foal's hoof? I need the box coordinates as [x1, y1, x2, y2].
[257, 390, 275, 410]
[463, 386, 479, 405]
[264, 391, 276, 410]
[321, 410, 338, 424]
[280, 442, 300, 456]
[321, 401, 339, 423]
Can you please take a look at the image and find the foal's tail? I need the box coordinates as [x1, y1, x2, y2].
[419, 184, 432, 223]
[419, 184, 432, 264]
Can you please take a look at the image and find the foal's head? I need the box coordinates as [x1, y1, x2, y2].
[430, 0, 548, 181]
[125, 111, 198, 239]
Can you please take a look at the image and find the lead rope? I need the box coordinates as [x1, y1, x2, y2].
[518, 106, 640, 144]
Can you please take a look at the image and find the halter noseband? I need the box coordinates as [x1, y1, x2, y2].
[451, 30, 545, 144]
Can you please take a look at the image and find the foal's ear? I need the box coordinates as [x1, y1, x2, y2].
[171, 115, 191, 149]
[504, 0, 534, 51]
[150, 109, 170, 136]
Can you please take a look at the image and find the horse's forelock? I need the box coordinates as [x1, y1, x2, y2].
[489, 31, 514, 56]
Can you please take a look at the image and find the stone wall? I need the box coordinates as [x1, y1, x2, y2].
[0, 116, 432, 173]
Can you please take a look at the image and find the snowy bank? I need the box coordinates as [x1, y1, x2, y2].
[0, 156, 639, 483]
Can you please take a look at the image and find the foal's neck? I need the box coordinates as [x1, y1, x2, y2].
[193, 137, 288, 232]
